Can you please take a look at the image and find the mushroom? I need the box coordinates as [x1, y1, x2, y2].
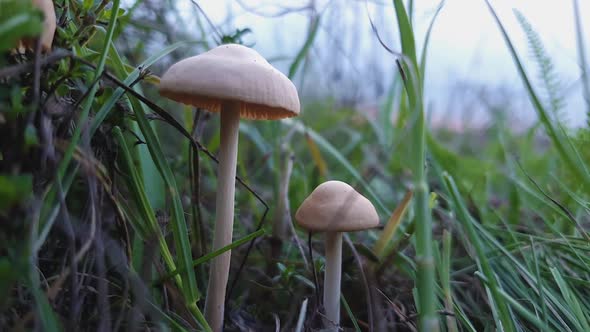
[295, 180, 379, 330]
[19, 0, 56, 52]
[159, 44, 300, 331]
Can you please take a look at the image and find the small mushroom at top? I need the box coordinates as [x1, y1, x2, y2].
[19, 0, 57, 52]
[295, 180, 379, 331]
[159, 43, 300, 332]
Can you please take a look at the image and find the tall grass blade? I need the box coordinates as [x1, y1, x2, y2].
[391, 1, 436, 330]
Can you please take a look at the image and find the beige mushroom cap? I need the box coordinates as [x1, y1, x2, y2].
[35, 0, 56, 51]
[295, 181, 380, 232]
[159, 44, 300, 120]
[21, 0, 56, 52]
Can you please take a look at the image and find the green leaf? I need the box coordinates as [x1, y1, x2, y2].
[24, 124, 39, 148]
[0, 0, 43, 52]
[341, 294, 362, 332]
[83, 0, 94, 11]
[0, 174, 32, 211]
[0, 258, 20, 306]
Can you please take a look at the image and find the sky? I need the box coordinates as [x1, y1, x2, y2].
[174, 0, 590, 128]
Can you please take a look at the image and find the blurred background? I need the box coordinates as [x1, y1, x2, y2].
[132, 0, 590, 129]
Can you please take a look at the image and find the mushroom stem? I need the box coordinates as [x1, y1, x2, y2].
[324, 231, 343, 330]
[205, 102, 241, 332]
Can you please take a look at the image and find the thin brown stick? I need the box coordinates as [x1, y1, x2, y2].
[344, 234, 374, 332]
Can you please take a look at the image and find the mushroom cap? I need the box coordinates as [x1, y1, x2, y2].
[159, 44, 300, 120]
[295, 181, 380, 232]
[22, 0, 56, 52]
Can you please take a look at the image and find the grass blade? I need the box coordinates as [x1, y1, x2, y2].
[373, 190, 413, 257]
[288, 15, 320, 79]
[440, 230, 458, 332]
[304, 132, 328, 178]
[341, 294, 362, 332]
[391, 1, 436, 330]
[157, 228, 266, 283]
[550, 267, 590, 331]
[443, 172, 515, 332]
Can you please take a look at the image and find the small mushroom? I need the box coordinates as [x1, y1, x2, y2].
[20, 0, 57, 52]
[159, 44, 300, 332]
[295, 180, 379, 330]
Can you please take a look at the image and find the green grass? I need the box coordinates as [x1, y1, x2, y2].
[1, 0, 590, 331]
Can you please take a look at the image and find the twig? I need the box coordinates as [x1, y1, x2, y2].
[285, 154, 309, 269]
[344, 234, 374, 332]
[295, 298, 309, 332]
[189, 109, 206, 256]
[189, 0, 223, 44]
[235, 0, 314, 18]
[308, 232, 321, 306]
[30, 37, 43, 124]
[0, 49, 70, 79]
[226, 206, 269, 301]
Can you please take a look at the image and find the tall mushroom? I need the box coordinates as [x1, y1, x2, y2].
[159, 44, 300, 331]
[295, 180, 379, 330]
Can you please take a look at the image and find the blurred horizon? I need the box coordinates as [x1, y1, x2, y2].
[163, 0, 590, 129]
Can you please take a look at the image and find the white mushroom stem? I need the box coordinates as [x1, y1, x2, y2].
[324, 231, 343, 330]
[205, 102, 241, 332]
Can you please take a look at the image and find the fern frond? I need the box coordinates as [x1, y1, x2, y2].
[515, 10, 566, 119]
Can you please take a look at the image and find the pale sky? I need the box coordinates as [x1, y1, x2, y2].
[173, 0, 590, 128]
